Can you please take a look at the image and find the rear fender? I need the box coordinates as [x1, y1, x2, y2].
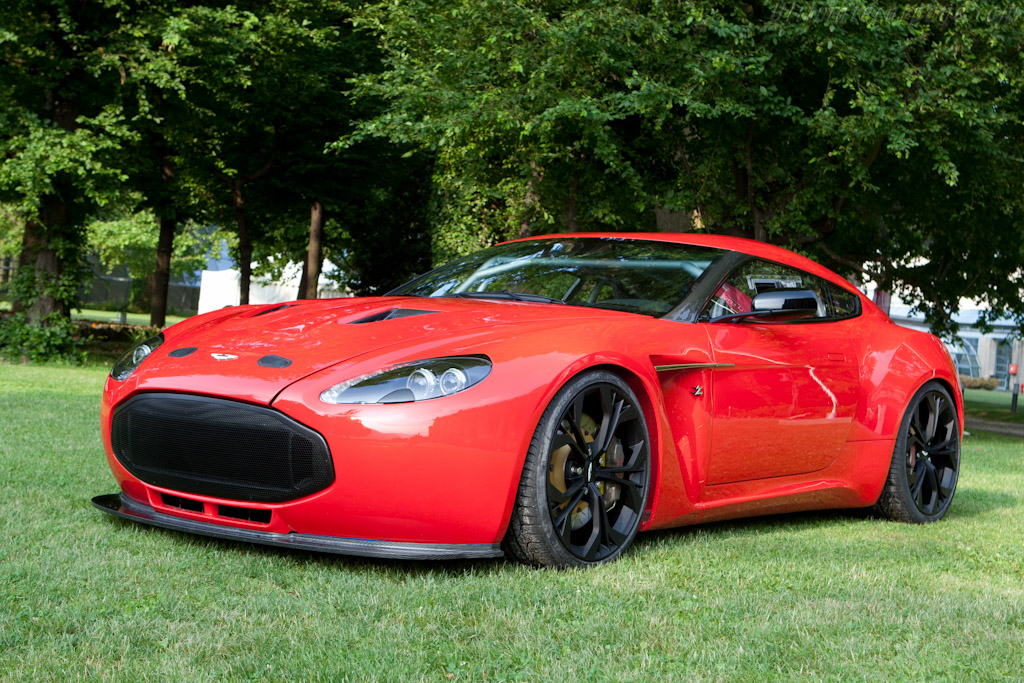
[850, 331, 962, 441]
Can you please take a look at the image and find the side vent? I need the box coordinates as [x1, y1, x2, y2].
[350, 308, 437, 324]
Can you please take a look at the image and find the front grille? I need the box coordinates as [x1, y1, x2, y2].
[111, 393, 334, 503]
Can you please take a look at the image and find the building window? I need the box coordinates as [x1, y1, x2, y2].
[951, 338, 981, 378]
[995, 340, 1013, 390]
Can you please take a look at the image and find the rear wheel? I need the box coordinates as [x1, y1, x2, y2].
[876, 381, 960, 523]
[502, 370, 651, 568]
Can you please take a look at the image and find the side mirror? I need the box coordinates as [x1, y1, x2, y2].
[751, 289, 823, 317]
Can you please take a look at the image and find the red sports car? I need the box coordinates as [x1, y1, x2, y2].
[94, 233, 962, 567]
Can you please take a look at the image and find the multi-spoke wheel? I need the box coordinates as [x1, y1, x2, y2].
[502, 370, 651, 567]
[876, 381, 960, 523]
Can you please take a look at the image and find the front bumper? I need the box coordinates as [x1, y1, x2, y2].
[92, 493, 504, 561]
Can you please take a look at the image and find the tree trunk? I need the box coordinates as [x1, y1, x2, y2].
[150, 216, 175, 327]
[654, 207, 694, 232]
[874, 259, 893, 316]
[19, 193, 69, 323]
[230, 180, 253, 305]
[18, 219, 60, 322]
[27, 245, 60, 322]
[873, 288, 891, 316]
[20, 89, 80, 322]
[301, 200, 325, 299]
[297, 260, 309, 301]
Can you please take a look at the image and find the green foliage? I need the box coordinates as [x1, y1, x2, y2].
[5, 255, 84, 312]
[86, 212, 227, 283]
[0, 312, 84, 364]
[330, 149, 434, 294]
[3, 0, 1021, 333]
[0, 0, 157, 317]
[0, 204, 24, 258]
[353, 0, 1024, 334]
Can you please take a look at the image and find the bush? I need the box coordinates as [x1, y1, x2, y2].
[959, 375, 1002, 390]
[0, 312, 85, 364]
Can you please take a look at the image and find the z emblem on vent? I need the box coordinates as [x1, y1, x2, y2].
[211, 353, 238, 361]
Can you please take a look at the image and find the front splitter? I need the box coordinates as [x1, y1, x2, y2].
[92, 493, 504, 561]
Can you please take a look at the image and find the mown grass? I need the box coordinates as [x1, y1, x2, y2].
[1, 364, 1022, 681]
[71, 308, 188, 327]
[964, 387, 1024, 424]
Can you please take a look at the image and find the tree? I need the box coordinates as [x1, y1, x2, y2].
[158, 0, 391, 305]
[352, 0, 1024, 335]
[0, 0, 143, 323]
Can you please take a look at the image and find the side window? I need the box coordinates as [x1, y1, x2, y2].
[824, 281, 861, 320]
[699, 258, 829, 322]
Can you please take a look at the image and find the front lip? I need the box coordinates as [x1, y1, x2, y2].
[92, 493, 504, 561]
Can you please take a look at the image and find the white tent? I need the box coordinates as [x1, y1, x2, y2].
[197, 261, 344, 314]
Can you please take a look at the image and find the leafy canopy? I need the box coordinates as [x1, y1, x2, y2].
[352, 0, 1024, 335]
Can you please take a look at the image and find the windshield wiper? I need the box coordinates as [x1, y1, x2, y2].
[452, 291, 565, 304]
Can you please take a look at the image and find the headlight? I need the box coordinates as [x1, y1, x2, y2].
[110, 334, 164, 381]
[320, 356, 491, 404]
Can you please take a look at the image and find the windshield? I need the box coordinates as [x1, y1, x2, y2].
[391, 237, 725, 317]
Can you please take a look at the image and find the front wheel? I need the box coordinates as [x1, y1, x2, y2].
[876, 381, 961, 523]
[502, 370, 651, 568]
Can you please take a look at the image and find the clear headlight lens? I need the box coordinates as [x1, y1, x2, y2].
[110, 334, 165, 381]
[320, 356, 491, 404]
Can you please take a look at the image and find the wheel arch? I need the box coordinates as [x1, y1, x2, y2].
[549, 360, 670, 529]
[891, 376, 963, 443]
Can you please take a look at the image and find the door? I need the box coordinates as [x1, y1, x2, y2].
[698, 258, 861, 485]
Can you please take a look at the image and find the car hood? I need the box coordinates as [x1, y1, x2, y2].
[130, 296, 631, 404]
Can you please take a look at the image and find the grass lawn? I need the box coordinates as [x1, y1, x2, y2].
[964, 387, 1024, 425]
[71, 307, 189, 327]
[1, 364, 1022, 681]
[0, 300, 186, 326]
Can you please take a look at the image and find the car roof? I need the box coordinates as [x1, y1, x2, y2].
[506, 232, 862, 295]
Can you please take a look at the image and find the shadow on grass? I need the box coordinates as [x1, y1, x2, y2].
[93, 481, 1017, 576]
[97, 514, 509, 576]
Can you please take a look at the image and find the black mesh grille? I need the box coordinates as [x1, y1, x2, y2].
[111, 394, 334, 503]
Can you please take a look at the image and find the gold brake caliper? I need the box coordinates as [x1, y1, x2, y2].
[550, 413, 623, 531]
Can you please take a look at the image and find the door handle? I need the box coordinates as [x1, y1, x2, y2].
[827, 353, 846, 362]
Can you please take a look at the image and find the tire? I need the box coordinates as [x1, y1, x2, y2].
[502, 370, 651, 568]
[876, 381, 960, 523]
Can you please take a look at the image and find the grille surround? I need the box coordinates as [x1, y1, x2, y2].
[111, 393, 334, 503]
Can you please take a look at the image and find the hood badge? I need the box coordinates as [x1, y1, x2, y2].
[211, 353, 238, 361]
[692, 385, 704, 397]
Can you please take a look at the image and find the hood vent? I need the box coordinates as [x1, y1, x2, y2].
[252, 304, 296, 317]
[350, 308, 437, 324]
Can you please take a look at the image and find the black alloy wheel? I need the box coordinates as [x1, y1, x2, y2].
[503, 370, 651, 567]
[876, 381, 960, 523]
